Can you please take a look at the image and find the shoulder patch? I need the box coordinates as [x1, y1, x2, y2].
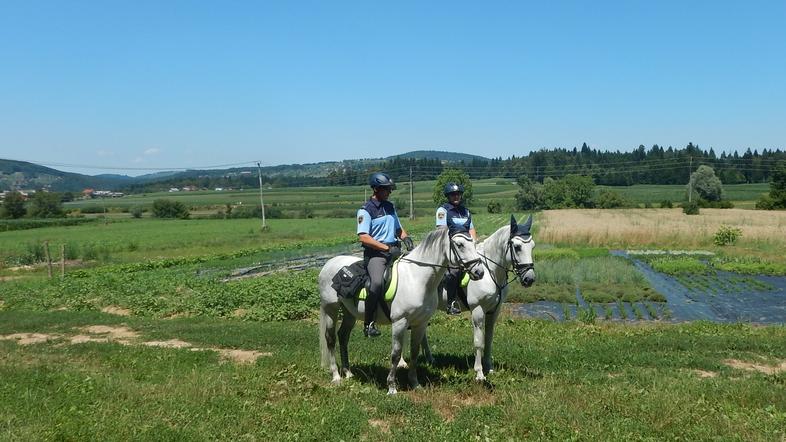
[437, 212, 445, 220]
[357, 215, 364, 224]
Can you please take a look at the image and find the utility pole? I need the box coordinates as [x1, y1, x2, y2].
[256, 162, 267, 230]
[409, 166, 415, 220]
[688, 156, 693, 203]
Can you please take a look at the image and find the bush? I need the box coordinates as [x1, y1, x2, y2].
[27, 192, 65, 218]
[596, 190, 632, 209]
[130, 206, 143, 218]
[660, 200, 673, 208]
[755, 194, 775, 210]
[682, 201, 700, 215]
[713, 225, 742, 246]
[487, 200, 502, 213]
[0, 191, 26, 219]
[151, 199, 190, 219]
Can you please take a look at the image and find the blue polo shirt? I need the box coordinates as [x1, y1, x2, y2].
[357, 199, 401, 244]
[436, 203, 474, 229]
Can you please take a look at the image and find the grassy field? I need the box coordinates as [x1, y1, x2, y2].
[2, 207, 785, 439]
[63, 181, 770, 217]
[1, 311, 784, 440]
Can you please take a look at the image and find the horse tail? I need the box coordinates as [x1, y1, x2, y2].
[319, 302, 330, 368]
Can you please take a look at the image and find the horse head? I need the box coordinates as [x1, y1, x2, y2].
[509, 214, 536, 287]
[448, 219, 485, 281]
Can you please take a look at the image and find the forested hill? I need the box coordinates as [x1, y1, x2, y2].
[2, 144, 785, 192]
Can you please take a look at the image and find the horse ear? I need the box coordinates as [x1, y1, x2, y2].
[510, 215, 517, 238]
[520, 214, 533, 236]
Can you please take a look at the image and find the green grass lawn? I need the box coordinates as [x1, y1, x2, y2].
[0, 311, 783, 440]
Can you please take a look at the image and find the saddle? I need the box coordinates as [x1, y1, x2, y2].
[331, 259, 399, 302]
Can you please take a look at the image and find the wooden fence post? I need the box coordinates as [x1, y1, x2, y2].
[60, 244, 65, 278]
[44, 240, 52, 278]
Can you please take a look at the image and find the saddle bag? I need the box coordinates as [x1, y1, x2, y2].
[331, 262, 368, 299]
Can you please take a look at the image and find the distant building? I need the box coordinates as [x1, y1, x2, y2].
[169, 188, 180, 192]
[82, 188, 95, 198]
[215, 187, 224, 191]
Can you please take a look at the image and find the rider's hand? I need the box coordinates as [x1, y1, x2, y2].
[386, 245, 402, 261]
[402, 236, 414, 251]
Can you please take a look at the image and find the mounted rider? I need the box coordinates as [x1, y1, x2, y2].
[436, 182, 477, 315]
[357, 172, 414, 337]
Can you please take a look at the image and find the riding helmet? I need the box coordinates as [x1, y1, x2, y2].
[369, 172, 396, 190]
[443, 182, 464, 196]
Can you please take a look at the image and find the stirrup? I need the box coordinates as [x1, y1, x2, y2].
[363, 322, 381, 338]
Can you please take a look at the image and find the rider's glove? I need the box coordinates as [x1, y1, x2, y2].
[402, 236, 414, 251]
[386, 245, 402, 261]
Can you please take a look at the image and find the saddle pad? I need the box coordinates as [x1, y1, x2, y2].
[358, 258, 400, 302]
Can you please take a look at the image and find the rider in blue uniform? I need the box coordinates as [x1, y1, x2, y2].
[357, 173, 414, 337]
[436, 182, 477, 315]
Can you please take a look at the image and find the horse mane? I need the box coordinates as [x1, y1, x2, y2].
[479, 225, 509, 263]
[408, 227, 449, 260]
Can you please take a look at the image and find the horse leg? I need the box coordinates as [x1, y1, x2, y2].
[337, 305, 356, 379]
[482, 310, 499, 374]
[387, 318, 409, 395]
[408, 324, 427, 389]
[319, 303, 342, 384]
[421, 332, 434, 365]
[471, 305, 487, 381]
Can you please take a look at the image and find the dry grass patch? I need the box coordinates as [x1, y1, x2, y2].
[409, 389, 496, 422]
[692, 369, 718, 378]
[538, 208, 786, 247]
[0, 333, 60, 345]
[143, 339, 193, 348]
[101, 306, 132, 316]
[724, 359, 786, 375]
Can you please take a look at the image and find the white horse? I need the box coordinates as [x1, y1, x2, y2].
[318, 226, 485, 394]
[426, 214, 536, 381]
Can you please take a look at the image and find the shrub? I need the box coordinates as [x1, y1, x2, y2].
[487, 200, 502, 213]
[682, 201, 700, 215]
[713, 225, 742, 246]
[755, 194, 775, 210]
[660, 200, 673, 208]
[27, 192, 65, 218]
[596, 190, 632, 209]
[130, 206, 143, 218]
[151, 199, 190, 219]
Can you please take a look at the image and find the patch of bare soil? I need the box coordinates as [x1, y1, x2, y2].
[232, 308, 248, 318]
[74, 325, 139, 345]
[692, 369, 718, 378]
[724, 359, 786, 375]
[368, 419, 390, 434]
[0, 333, 60, 345]
[101, 306, 132, 316]
[410, 389, 496, 422]
[0, 276, 23, 282]
[143, 339, 193, 349]
[212, 348, 272, 364]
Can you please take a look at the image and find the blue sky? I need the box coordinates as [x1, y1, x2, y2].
[1, 1, 784, 175]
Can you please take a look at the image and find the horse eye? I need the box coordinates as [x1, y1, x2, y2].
[514, 245, 522, 252]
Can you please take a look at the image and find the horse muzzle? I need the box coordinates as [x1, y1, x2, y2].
[517, 265, 535, 287]
[467, 260, 485, 281]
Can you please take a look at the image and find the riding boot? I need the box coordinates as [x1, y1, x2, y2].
[445, 274, 462, 316]
[363, 293, 382, 337]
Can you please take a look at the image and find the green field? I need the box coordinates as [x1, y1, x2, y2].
[2, 204, 785, 439]
[1, 311, 784, 440]
[63, 181, 770, 217]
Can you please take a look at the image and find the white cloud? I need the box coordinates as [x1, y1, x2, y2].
[143, 148, 160, 156]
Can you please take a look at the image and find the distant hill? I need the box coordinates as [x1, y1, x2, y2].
[389, 150, 490, 162]
[0, 150, 483, 192]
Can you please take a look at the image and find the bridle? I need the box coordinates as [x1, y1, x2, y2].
[476, 234, 535, 314]
[400, 230, 481, 273]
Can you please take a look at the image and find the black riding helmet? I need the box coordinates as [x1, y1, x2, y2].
[443, 182, 464, 196]
[369, 172, 396, 190]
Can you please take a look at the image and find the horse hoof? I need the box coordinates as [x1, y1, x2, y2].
[475, 373, 486, 382]
[387, 388, 398, 395]
[344, 370, 354, 379]
[331, 377, 342, 385]
[397, 359, 409, 369]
